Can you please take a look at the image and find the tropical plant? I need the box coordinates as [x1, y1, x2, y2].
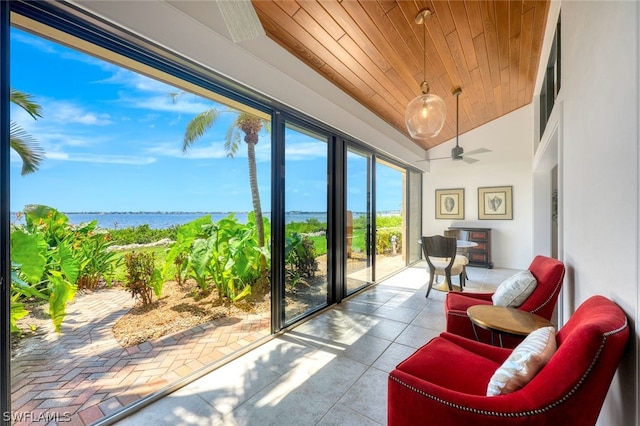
[10, 205, 121, 332]
[123, 251, 162, 306]
[76, 231, 121, 290]
[284, 233, 318, 288]
[163, 214, 269, 302]
[10, 88, 45, 175]
[178, 101, 269, 249]
[10, 208, 79, 332]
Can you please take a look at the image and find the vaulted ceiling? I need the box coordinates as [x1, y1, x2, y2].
[252, 1, 550, 151]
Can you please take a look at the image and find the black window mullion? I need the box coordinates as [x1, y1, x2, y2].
[1, 0, 12, 422]
[331, 136, 346, 302]
[271, 112, 285, 333]
[370, 154, 377, 282]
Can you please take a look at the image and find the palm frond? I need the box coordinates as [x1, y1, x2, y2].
[224, 125, 241, 158]
[183, 109, 218, 152]
[10, 89, 42, 119]
[10, 122, 45, 175]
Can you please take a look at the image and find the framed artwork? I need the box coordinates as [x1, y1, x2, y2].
[478, 186, 513, 220]
[435, 188, 464, 219]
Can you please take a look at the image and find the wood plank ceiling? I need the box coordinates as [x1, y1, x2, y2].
[252, 0, 550, 151]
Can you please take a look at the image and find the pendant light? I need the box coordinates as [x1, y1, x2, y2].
[405, 8, 446, 139]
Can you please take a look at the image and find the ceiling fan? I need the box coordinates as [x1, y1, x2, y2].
[418, 87, 491, 164]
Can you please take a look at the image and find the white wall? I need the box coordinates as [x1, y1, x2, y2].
[423, 105, 534, 269]
[559, 1, 639, 424]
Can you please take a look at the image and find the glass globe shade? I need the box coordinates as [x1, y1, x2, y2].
[405, 93, 447, 139]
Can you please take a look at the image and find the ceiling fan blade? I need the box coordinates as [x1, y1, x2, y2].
[460, 147, 491, 157]
[462, 156, 480, 164]
[416, 156, 450, 162]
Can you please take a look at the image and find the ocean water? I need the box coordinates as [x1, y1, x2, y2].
[10, 211, 331, 230]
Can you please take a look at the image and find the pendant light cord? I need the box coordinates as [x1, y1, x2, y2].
[456, 91, 459, 147]
[423, 20, 427, 85]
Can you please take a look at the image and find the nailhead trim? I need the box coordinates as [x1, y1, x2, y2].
[531, 272, 565, 315]
[389, 318, 627, 418]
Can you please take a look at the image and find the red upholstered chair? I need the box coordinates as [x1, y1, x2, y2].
[445, 255, 565, 348]
[388, 295, 629, 425]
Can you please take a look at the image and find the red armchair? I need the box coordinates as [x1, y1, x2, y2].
[388, 295, 629, 425]
[445, 255, 565, 348]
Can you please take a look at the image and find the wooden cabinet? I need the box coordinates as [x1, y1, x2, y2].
[450, 227, 493, 269]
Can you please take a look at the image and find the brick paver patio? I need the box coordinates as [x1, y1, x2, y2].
[10, 288, 271, 425]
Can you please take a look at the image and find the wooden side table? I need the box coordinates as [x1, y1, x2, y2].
[467, 305, 553, 347]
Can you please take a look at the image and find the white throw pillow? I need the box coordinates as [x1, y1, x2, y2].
[486, 326, 556, 396]
[492, 270, 538, 307]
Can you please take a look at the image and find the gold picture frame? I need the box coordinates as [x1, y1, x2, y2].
[435, 188, 464, 220]
[478, 186, 513, 220]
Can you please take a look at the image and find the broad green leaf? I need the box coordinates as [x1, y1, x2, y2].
[10, 229, 47, 283]
[48, 275, 77, 333]
[10, 300, 30, 333]
[152, 268, 163, 298]
[11, 276, 48, 300]
[57, 241, 80, 284]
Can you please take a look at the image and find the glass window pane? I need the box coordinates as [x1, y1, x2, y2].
[283, 122, 328, 322]
[375, 159, 406, 280]
[346, 147, 372, 293]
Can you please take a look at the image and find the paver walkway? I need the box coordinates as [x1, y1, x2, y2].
[10, 289, 271, 426]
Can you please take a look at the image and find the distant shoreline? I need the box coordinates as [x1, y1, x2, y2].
[10, 210, 399, 215]
[10, 211, 401, 230]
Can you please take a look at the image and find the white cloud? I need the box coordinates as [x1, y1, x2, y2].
[285, 141, 327, 160]
[11, 31, 56, 54]
[102, 69, 174, 93]
[46, 101, 113, 126]
[145, 141, 227, 159]
[46, 152, 156, 165]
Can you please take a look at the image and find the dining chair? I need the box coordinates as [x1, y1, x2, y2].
[422, 235, 466, 298]
[444, 229, 470, 281]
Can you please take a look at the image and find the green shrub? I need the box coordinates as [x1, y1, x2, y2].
[285, 233, 318, 288]
[376, 229, 402, 254]
[285, 218, 326, 234]
[109, 224, 178, 245]
[123, 251, 162, 305]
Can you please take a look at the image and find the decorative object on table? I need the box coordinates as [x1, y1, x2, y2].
[478, 186, 513, 220]
[444, 255, 565, 349]
[417, 87, 491, 163]
[404, 8, 446, 140]
[388, 296, 629, 425]
[435, 188, 464, 219]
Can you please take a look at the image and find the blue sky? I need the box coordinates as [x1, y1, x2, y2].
[10, 27, 401, 213]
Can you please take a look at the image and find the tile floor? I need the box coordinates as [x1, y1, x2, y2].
[115, 263, 515, 426]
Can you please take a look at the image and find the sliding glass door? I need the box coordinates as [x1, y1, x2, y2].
[283, 121, 329, 323]
[374, 159, 406, 281]
[345, 147, 373, 294]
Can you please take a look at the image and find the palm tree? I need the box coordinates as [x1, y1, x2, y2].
[182, 109, 269, 248]
[10, 89, 45, 175]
